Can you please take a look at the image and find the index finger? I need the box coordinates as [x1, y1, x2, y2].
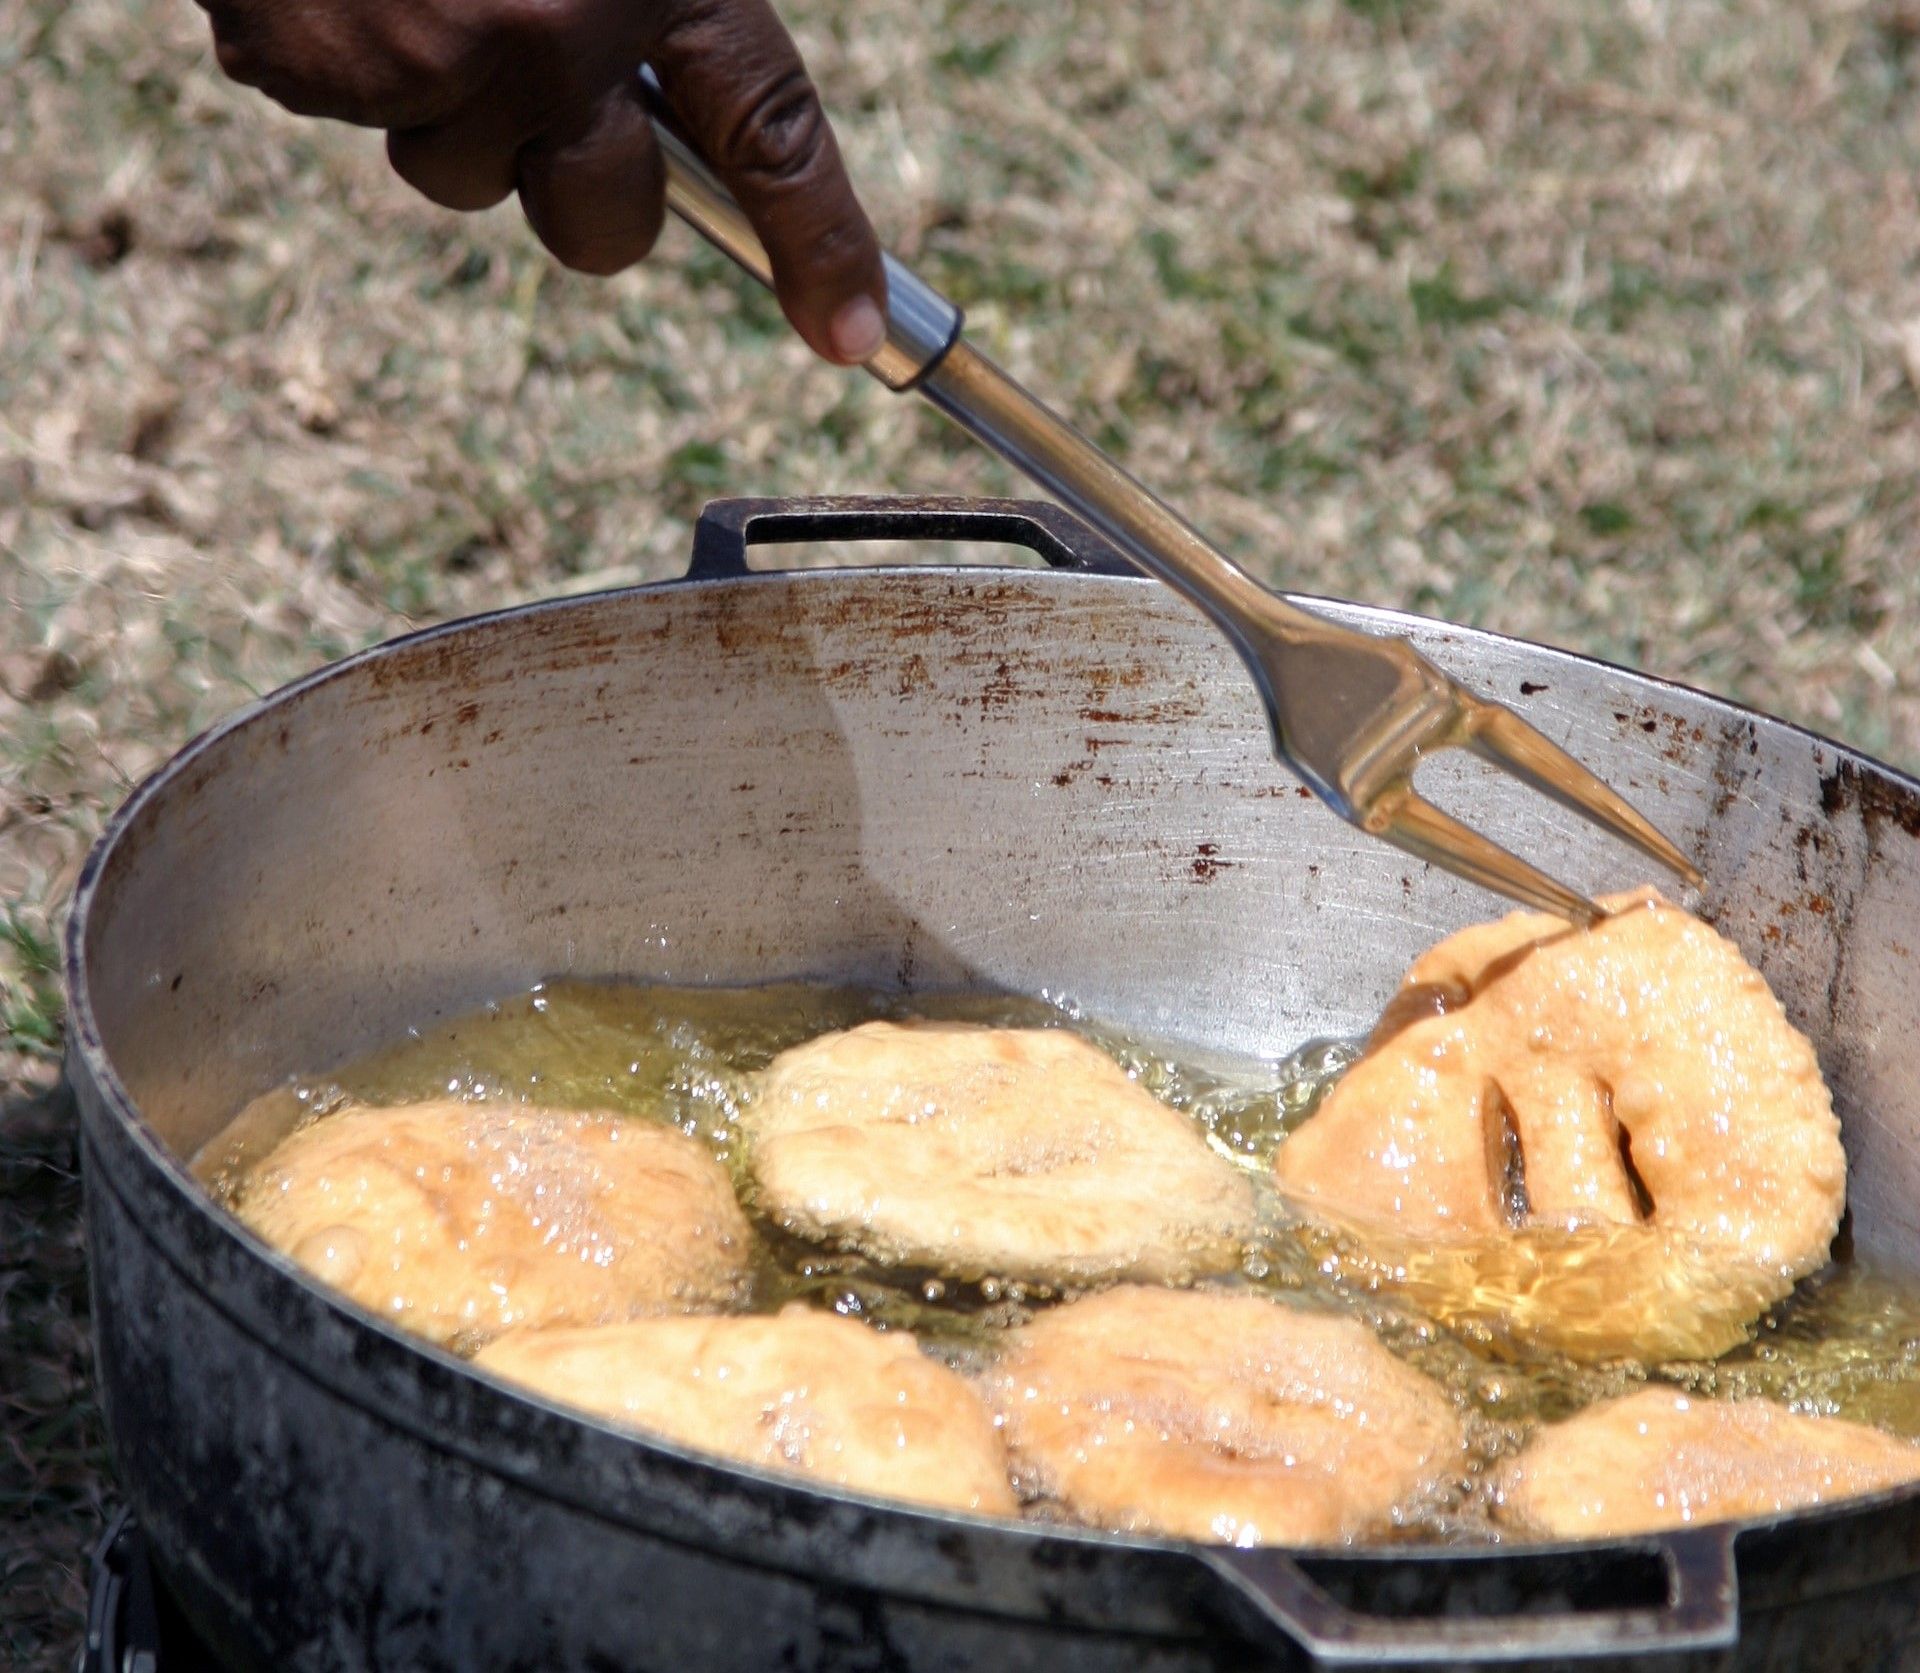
[649, 0, 886, 364]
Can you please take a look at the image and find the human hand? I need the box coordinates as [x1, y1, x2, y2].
[195, 0, 887, 363]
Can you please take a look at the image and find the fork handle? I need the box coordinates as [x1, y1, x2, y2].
[646, 107, 963, 395]
[641, 77, 1316, 650]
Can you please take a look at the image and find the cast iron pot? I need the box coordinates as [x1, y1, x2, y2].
[65, 497, 1920, 1672]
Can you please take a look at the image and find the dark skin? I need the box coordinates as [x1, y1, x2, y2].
[193, 0, 888, 364]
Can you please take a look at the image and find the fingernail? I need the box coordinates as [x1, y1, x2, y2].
[829, 294, 886, 363]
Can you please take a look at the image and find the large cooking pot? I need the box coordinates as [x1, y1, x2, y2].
[66, 497, 1920, 1672]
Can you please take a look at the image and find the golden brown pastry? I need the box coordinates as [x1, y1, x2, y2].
[1497, 1387, 1920, 1537]
[746, 1022, 1256, 1283]
[238, 1099, 750, 1345]
[984, 1286, 1465, 1545]
[475, 1305, 1016, 1516]
[1273, 890, 1844, 1358]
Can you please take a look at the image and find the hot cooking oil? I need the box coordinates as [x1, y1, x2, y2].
[193, 978, 1920, 1541]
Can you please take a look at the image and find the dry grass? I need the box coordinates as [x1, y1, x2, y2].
[3, 0, 1919, 1660]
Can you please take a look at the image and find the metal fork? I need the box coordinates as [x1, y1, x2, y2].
[643, 97, 1701, 925]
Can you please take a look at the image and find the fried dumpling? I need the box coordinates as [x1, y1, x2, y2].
[238, 1099, 750, 1345]
[475, 1305, 1016, 1516]
[747, 1022, 1256, 1283]
[985, 1286, 1465, 1545]
[1497, 1387, 1920, 1537]
[1274, 891, 1844, 1359]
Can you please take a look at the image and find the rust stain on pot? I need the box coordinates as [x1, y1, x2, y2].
[980, 660, 1022, 711]
[1082, 664, 1154, 707]
[1788, 823, 1833, 884]
[1079, 694, 1206, 727]
[1706, 724, 1756, 820]
[1191, 842, 1234, 882]
[1625, 709, 1710, 764]
[894, 655, 933, 698]
[1821, 759, 1920, 841]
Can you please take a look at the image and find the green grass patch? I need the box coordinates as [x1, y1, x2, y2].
[1, 910, 63, 1063]
[1409, 265, 1517, 329]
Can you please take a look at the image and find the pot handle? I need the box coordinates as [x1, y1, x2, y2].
[685, 495, 1139, 581]
[1196, 1524, 1740, 1669]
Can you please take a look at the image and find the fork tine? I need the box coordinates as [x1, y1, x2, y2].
[1461, 701, 1704, 886]
[1362, 784, 1603, 926]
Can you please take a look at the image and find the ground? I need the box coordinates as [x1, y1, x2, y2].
[3, 0, 1919, 1663]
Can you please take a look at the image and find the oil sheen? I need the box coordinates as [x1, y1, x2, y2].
[194, 980, 1920, 1543]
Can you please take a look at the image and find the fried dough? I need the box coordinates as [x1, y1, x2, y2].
[474, 1305, 1016, 1515]
[1497, 1387, 1920, 1537]
[747, 1022, 1256, 1282]
[1274, 891, 1844, 1358]
[986, 1286, 1465, 1545]
[238, 1099, 750, 1345]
